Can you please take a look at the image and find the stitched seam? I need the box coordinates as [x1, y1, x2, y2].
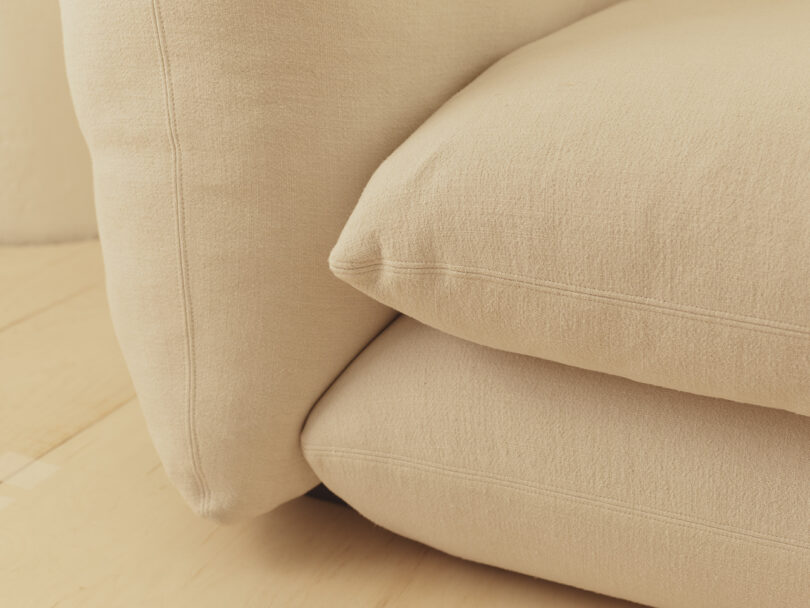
[305, 446, 808, 548]
[304, 446, 810, 554]
[331, 259, 810, 339]
[151, 0, 209, 515]
[342, 264, 804, 341]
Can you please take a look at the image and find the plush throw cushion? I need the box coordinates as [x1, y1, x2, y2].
[330, 0, 810, 417]
[303, 318, 810, 608]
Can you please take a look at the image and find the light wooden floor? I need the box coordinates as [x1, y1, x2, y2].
[0, 240, 637, 608]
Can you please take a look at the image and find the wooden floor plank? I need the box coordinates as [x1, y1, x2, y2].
[0, 240, 105, 330]
[0, 277, 133, 459]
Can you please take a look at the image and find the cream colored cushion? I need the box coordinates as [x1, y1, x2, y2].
[331, 0, 810, 416]
[302, 317, 810, 608]
[0, 0, 94, 244]
[59, 0, 618, 520]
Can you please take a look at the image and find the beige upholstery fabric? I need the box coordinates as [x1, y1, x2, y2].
[59, 0, 619, 520]
[0, 0, 94, 244]
[302, 317, 810, 608]
[331, 0, 810, 417]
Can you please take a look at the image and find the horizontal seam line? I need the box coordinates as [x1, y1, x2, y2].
[0, 395, 138, 487]
[0, 282, 101, 334]
[304, 445, 810, 554]
[331, 259, 810, 338]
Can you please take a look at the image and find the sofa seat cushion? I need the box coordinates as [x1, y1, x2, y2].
[330, 0, 810, 416]
[302, 317, 810, 608]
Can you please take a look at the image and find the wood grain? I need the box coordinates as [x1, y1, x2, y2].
[0, 266, 133, 457]
[0, 240, 104, 330]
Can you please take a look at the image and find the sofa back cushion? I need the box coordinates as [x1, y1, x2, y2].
[331, 0, 810, 416]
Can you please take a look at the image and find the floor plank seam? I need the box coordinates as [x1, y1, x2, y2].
[0, 393, 137, 488]
[0, 281, 103, 333]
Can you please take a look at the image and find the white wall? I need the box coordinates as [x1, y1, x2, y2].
[1, 0, 95, 243]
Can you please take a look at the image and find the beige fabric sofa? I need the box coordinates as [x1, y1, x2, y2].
[58, 2, 809, 607]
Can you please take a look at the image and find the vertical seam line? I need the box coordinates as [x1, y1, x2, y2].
[150, 0, 209, 515]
